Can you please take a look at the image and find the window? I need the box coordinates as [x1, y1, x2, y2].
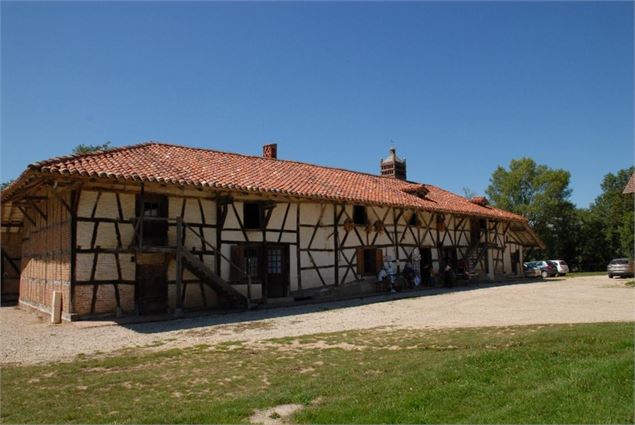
[353, 205, 367, 225]
[356, 247, 382, 276]
[436, 214, 445, 231]
[244, 203, 262, 229]
[363, 249, 378, 274]
[244, 247, 260, 279]
[408, 212, 420, 226]
[267, 247, 283, 274]
[230, 245, 261, 283]
[143, 201, 160, 217]
[136, 194, 168, 246]
[442, 247, 458, 269]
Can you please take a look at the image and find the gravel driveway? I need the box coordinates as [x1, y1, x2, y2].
[2, 275, 633, 365]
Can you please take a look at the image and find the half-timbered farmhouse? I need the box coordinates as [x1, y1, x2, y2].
[1, 142, 542, 320]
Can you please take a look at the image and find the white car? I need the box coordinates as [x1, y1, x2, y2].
[550, 260, 569, 276]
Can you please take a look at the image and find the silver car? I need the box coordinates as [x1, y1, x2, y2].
[523, 262, 542, 278]
[607, 258, 634, 278]
[549, 259, 569, 276]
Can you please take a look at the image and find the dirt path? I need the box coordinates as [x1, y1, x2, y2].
[1, 276, 633, 365]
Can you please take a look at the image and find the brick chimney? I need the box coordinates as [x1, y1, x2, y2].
[380, 147, 406, 180]
[263, 143, 277, 159]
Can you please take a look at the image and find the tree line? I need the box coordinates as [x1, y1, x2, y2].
[485, 158, 634, 270]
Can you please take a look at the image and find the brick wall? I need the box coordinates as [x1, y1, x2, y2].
[19, 191, 72, 318]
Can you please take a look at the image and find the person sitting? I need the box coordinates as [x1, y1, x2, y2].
[401, 263, 415, 289]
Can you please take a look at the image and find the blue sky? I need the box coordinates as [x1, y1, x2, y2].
[2, 1, 633, 207]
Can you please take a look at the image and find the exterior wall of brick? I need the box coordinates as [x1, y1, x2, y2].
[1, 230, 21, 301]
[18, 190, 72, 318]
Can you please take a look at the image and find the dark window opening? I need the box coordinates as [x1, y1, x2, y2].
[244, 203, 263, 229]
[408, 212, 420, 226]
[443, 247, 458, 269]
[136, 194, 168, 246]
[143, 201, 160, 217]
[244, 247, 260, 280]
[356, 247, 382, 276]
[419, 247, 433, 281]
[230, 245, 261, 283]
[353, 205, 367, 225]
[363, 249, 377, 274]
[479, 219, 487, 230]
[511, 250, 519, 274]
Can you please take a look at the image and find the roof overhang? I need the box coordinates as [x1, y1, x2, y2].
[508, 221, 545, 249]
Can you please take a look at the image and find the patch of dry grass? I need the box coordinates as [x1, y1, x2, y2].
[1, 322, 633, 424]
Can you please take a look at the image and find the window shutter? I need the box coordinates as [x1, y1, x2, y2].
[375, 249, 383, 273]
[356, 247, 364, 276]
[230, 245, 245, 282]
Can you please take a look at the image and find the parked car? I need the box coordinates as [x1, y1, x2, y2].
[607, 258, 635, 278]
[549, 259, 569, 276]
[523, 262, 542, 278]
[524, 261, 558, 278]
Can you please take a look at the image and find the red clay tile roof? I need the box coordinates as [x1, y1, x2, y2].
[623, 172, 635, 194]
[3, 142, 528, 223]
[469, 196, 489, 206]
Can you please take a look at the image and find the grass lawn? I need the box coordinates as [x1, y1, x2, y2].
[1, 322, 633, 424]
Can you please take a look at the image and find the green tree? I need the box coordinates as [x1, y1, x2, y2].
[462, 187, 478, 199]
[72, 141, 112, 155]
[589, 167, 634, 259]
[574, 208, 607, 270]
[485, 157, 576, 260]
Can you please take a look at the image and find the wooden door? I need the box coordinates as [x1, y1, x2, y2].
[511, 251, 519, 275]
[419, 247, 433, 284]
[470, 219, 483, 245]
[265, 245, 289, 298]
[136, 264, 167, 314]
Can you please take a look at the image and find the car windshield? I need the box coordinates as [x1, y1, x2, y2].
[559, 261, 567, 265]
[610, 259, 628, 265]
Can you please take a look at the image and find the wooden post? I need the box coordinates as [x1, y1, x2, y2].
[333, 205, 339, 286]
[215, 201, 222, 275]
[175, 216, 183, 316]
[261, 207, 268, 302]
[296, 203, 302, 290]
[436, 214, 442, 277]
[247, 267, 252, 300]
[69, 189, 78, 316]
[486, 219, 495, 281]
[138, 184, 145, 249]
[393, 208, 401, 272]
[51, 291, 62, 324]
